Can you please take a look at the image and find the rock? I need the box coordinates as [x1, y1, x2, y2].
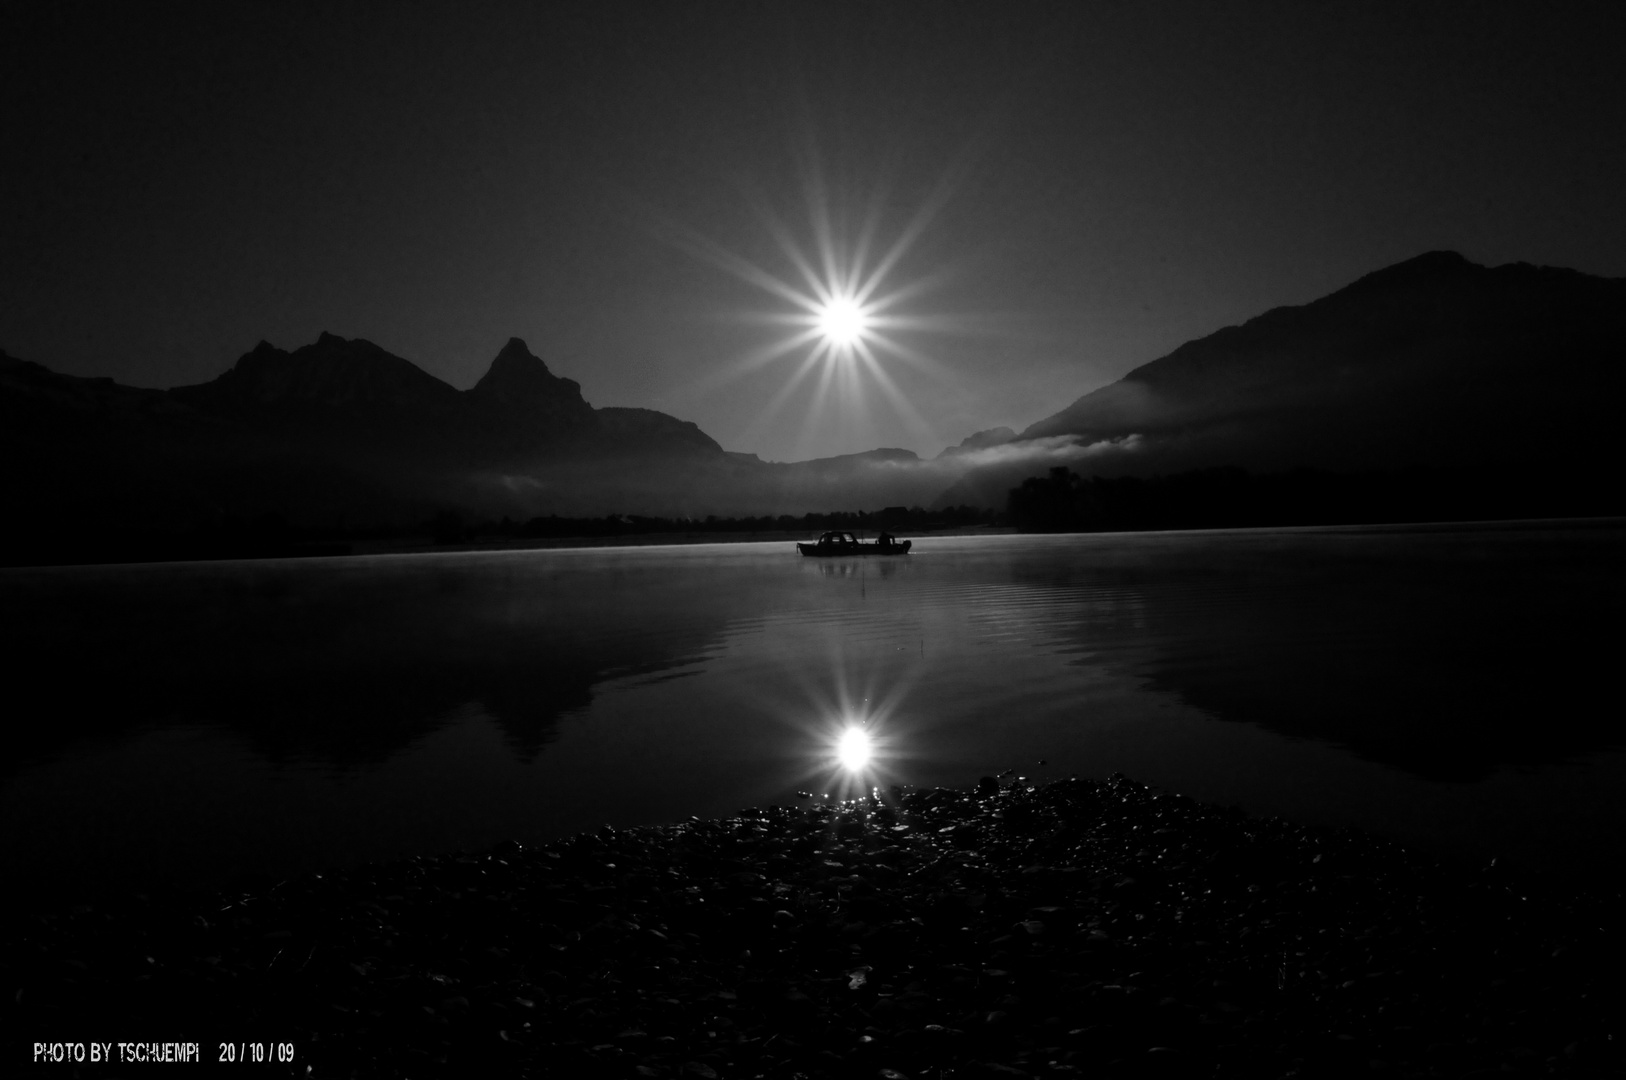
[5, 774, 1615, 1078]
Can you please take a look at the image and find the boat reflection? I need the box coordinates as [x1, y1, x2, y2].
[809, 558, 908, 580]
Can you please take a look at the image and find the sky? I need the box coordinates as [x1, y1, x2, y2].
[4, 1, 1624, 463]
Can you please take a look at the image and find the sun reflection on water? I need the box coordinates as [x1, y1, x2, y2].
[835, 724, 873, 771]
[800, 706, 904, 803]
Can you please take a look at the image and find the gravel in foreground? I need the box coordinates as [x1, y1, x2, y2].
[8, 774, 1623, 1078]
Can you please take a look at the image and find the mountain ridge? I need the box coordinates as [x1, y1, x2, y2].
[6, 249, 1625, 560]
[931, 251, 1626, 509]
[1025, 251, 1626, 451]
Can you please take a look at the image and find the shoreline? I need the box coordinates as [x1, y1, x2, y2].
[7, 515, 1621, 570]
[8, 775, 1622, 1077]
[0, 525, 1019, 569]
[350, 524, 1017, 557]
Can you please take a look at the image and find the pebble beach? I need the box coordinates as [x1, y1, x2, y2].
[9, 774, 1622, 1078]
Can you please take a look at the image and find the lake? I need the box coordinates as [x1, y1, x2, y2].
[3, 520, 1623, 908]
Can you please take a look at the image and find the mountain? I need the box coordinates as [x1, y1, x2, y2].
[462, 336, 601, 454]
[937, 252, 1626, 508]
[595, 408, 723, 457]
[937, 427, 1016, 458]
[2, 335, 743, 556]
[2, 346, 239, 537]
[8, 250, 1625, 562]
[2, 328, 965, 560]
[174, 333, 462, 416]
[169, 333, 471, 468]
[168, 334, 728, 465]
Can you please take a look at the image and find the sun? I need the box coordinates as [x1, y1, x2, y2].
[816, 296, 869, 352]
[659, 154, 971, 457]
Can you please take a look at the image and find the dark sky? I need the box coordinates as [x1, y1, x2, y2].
[5, 1, 1623, 462]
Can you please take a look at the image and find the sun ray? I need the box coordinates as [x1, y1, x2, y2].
[734, 346, 837, 453]
[867, 310, 972, 334]
[804, 346, 846, 439]
[852, 179, 955, 307]
[770, 344, 832, 406]
[676, 323, 826, 407]
[857, 332, 941, 374]
[850, 187, 889, 293]
[656, 221, 807, 308]
[758, 205, 831, 308]
[802, 169, 843, 301]
[853, 341, 938, 439]
[863, 264, 960, 312]
[732, 325, 827, 372]
[659, 144, 999, 459]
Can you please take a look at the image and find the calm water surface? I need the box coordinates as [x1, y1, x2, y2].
[3, 521, 1623, 906]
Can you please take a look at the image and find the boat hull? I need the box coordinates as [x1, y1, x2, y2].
[796, 539, 912, 556]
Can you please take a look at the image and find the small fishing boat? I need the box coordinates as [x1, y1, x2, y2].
[796, 530, 912, 556]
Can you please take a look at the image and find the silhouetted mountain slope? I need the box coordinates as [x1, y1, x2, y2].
[795, 447, 921, 470]
[463, 336, 601, 456]
[596, 407, 723, 456]
[937, 427, 1016, 458]
[1, 347, 246, 534]
[169, 334, 474, 473]
[1024, 251, 1626, 470]
[2, 347, 209, 436]
[3, 329, 969, 559]
[167, 334, 725, 465]
[174, 333, 462, 416]
[1, 336, 745, 557]
[940, 252, 1626, 508]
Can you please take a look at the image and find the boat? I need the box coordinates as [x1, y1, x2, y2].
[796, 530, 912, 556]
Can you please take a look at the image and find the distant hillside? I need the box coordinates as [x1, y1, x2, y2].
[167, 334, 722, 464]
[0, 335, 963, 563]
[938, 252, 1626, 508]
[0, 335, 735, 557]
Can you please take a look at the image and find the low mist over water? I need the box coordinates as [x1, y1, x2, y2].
[4, 521, 1622, 907]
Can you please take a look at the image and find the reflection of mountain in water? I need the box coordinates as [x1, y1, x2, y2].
[2, 555, 737, 774]
[1010, 523, 1626, 782]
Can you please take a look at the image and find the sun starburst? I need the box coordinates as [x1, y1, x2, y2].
[661, 160, 965, 457]
[815, 296, 869, 353]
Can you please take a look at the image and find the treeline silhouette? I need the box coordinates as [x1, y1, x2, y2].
[1006, 464, 1623, 532]
[7, 465, 1619, 567]
[0, 504, 1002, 567]
[424, 504, 1000, 545]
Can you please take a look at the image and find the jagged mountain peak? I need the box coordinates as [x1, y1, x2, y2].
[177, 333, 456, 412]
[496, 336, 532, 359]
[470, 337, 583, 403]
[488, 336, 544, 371]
